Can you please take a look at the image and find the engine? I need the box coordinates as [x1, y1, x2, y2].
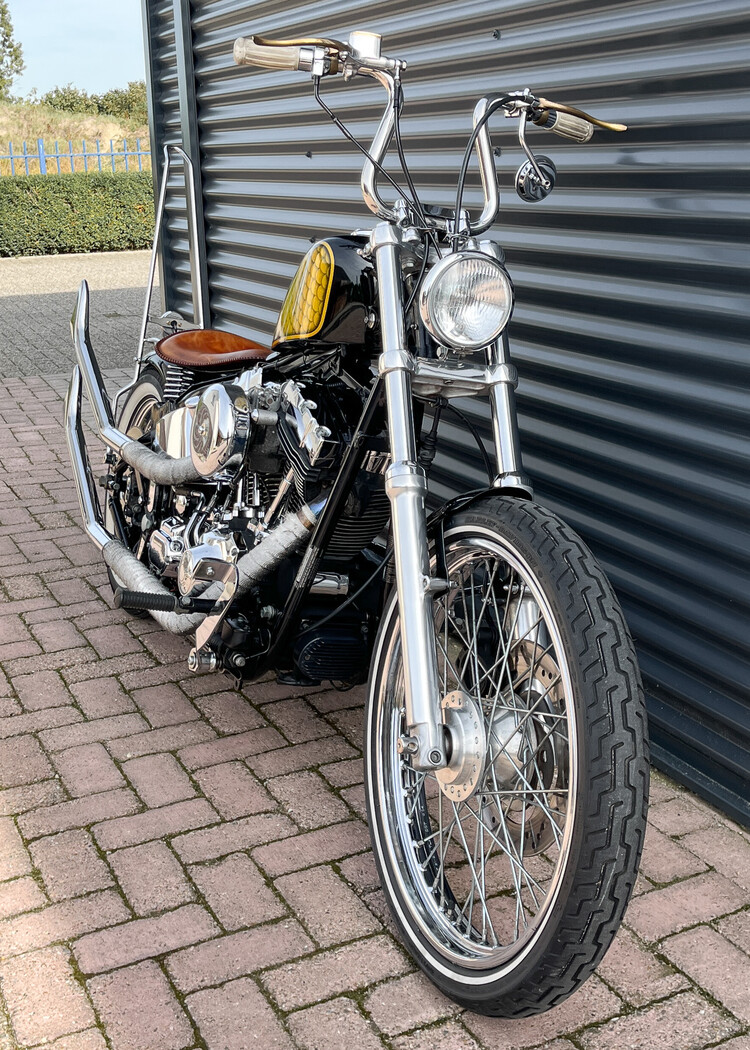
[128, 364, 388, 682]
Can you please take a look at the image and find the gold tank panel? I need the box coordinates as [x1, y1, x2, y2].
[273, 241, 334, 346]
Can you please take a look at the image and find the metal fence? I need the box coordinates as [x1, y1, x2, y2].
[0, 138, 151, 175]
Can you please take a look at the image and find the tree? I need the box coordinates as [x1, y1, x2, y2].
[0, 0, 23, 102]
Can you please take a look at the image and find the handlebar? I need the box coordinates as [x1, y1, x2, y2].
[233, 32, 627, 230]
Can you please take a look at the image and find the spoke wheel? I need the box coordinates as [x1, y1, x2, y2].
[365, 496, 648, 1016]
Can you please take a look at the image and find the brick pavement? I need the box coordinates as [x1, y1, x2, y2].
[0, 252, 156, 377]
[0, 280, 748, 1047]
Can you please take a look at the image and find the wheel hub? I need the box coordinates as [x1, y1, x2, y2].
[435, 690, 486, 803]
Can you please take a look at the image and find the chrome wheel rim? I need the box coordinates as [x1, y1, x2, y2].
[372, 526, 579, 974]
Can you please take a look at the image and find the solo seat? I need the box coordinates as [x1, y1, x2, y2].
[155, 329, 271, 368]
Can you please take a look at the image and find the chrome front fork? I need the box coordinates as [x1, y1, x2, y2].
[371, 223, 445, 771]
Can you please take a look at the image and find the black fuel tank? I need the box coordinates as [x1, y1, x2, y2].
[272, 235, 375, 351]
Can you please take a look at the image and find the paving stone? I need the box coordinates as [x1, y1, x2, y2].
[38, 711, 150, 752]
[717, 909, 750, 954]
[193, 690, 267, 734]
[680, 825, 750, 891]
[11, 668, 70, 710]
[339, 851, 381, 894]
[0, 733, 53, 786]
[248, 735, 357, 779]
[596, 926, 688, 1006]
[108, 720, 217, 759]
[648, 795, 720, 837]
[93, 798, 219, 850]
[0, 875, 46, 919]
[309, 685, 367, 714]
[268, 770, 350, 830]
[0, 782, 67, 820]
[276, 864, 381, 947]
[74, 903, 220, 973]
[121, 753, 197, 807]
[194, 761, 275, 819]
[18, 788, 140, 840]
[320, 757, 365, 788]
[464, 976, 622, 1048]
[0, 945, 96, 1047]
[109, 841, 195, 915]
[51, 741, 126, 797]
[186, 977, 294, 1050]
[662, 925, 750, 1022]
[166, 919, 313, 993]
[253, 820, 370, 876]
[365, 971, 460, 1036]
[288, 997, 386, 1050]
[190, 852, 286, 930]
[71, 676, 136, 718]
[0, 889, 129, 959]
[0, 703, 82, 740]
[88, 960, 193, 1050]
[263, 697, 336, 743]
[32, 619, 87, 653]
[0, 816, 31, 880]
[626, 871, 748, 941]
[131, 683, 200, 727]
[577, 990, 740, 1050]
[173, 812, 296, 864]
[392, 1021, 483, 1050]
[263, 935, 411, 1010]
[638, 824, 709, 884]
[85, 623, 142, 657]
[30, 829, 113, 900]
[177, 726, 285, 770]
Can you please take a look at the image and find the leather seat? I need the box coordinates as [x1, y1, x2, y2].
[155, 329, 271, 368]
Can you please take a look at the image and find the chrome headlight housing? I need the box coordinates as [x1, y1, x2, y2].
[419, 251, 514, 352]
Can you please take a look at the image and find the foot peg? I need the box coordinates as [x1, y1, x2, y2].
[113, 588, 216, 614]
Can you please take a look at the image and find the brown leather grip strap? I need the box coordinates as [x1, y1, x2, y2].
[537, 97, 627, 132]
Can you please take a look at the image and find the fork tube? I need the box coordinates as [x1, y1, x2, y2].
[487, 332, 533, 496]
[371, 223, 445, 771]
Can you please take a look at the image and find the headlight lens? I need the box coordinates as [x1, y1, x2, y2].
[419, 251, 514, 351]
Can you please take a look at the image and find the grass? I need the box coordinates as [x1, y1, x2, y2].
[0, 102, 150, 175]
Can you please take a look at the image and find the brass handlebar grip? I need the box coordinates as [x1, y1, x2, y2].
[534, 109, 594, 143]
[233, 36, 302, 70]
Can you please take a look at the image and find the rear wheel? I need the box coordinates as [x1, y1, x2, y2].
[364, 495, 648, 1015]
[104, 370, 165, 611]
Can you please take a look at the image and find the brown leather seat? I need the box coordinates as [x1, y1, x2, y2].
[155, 329, 271, 368]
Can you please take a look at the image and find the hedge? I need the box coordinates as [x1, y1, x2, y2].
[0, 172, 154, 257]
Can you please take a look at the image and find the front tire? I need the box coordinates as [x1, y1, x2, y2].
[364, 496, 648, 1015]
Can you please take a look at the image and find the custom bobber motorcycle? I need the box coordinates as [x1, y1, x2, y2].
[66, 30, 648, 1015]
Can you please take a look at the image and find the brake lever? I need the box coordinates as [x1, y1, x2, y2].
[537, 97, 627, 132]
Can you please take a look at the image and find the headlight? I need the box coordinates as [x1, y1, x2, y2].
[419, 251, 514, 351]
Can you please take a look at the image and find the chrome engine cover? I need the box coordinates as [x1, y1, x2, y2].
[190, 383, 251, 478]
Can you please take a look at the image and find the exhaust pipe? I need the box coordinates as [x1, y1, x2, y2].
[66, 367, 321, 634]
[71, 280, 201, 486]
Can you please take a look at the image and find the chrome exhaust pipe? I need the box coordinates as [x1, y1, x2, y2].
[66, 366, 322, 634]
[71, 280, 201, 486]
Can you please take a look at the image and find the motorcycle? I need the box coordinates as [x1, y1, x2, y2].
[65, 30, 648, 1016]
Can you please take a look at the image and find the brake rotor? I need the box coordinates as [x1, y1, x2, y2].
[435, 690, 486, 804]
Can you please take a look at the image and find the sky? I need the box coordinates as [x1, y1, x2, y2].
[8, 0, 146, 97]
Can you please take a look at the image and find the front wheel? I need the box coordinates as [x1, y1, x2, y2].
[364, 496, 648, 1016]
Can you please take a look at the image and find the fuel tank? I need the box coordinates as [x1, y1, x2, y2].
[272, 235, 376, 352]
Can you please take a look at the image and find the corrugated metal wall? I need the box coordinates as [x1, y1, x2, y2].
[143, 0, 750, 825]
